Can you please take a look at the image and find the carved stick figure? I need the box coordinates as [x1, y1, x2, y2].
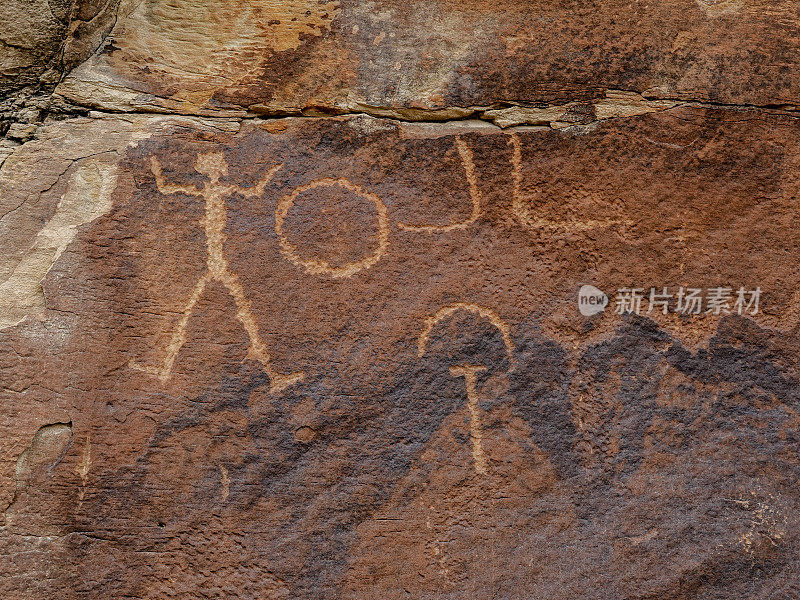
[398, 136, 481, 232]
[130, 152, 304, 393]
[418, 303, 515, 475]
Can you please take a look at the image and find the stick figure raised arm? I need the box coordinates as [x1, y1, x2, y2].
[237, 163, 284, 198]
[149, 156, 202, 197]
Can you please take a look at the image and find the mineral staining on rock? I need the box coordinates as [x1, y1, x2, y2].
[2, 1, 800, 599]
[54, 0, 800, 114]
[0, 160, 117, 329]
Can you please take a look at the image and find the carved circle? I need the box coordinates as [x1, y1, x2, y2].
[275, 178, 390, 278]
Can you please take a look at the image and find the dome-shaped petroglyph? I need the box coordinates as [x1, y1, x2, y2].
[417, 302, 515, 475]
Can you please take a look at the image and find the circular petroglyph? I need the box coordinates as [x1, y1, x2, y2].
[275, 178, 390, 278]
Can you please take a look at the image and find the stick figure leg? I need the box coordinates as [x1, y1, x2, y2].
[130, 272, 212, 381]
[218, 271, 305, 393]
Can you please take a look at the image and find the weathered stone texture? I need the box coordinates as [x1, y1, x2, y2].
[2, 109, 800, 598]
[2, 1, 800, 599]
[56, 0, 800, 114]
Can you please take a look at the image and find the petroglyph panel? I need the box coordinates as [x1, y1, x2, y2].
[2, 109, 800, 599]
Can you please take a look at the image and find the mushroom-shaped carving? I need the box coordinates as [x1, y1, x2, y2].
[417, 302, 515, 474]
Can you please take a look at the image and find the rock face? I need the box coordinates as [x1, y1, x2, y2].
[2, 3, 800, 600]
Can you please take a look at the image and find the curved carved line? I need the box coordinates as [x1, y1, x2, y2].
[398, 136, 482, 232]
[275, 178, 390, 279]
[417, 302, 515, 371]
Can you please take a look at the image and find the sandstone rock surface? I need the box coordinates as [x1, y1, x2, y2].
[1, 2, 800, 599]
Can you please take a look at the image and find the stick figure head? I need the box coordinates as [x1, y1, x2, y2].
[194, 152, 228, 181]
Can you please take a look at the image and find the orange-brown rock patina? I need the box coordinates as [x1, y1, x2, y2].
[55, 0, 800, 114]
[3, 0, 800, 597]
[2, 107, 800, 598]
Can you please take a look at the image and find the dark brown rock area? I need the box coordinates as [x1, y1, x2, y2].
[1, 2, 799, 599]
